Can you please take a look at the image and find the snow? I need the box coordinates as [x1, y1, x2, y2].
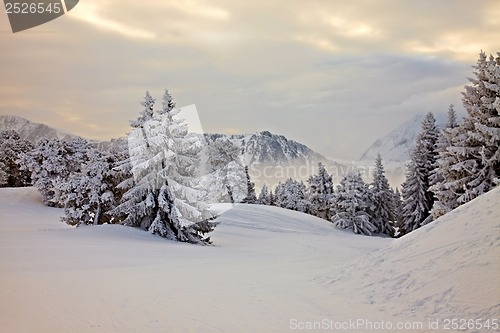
[1, 187, 499, 332]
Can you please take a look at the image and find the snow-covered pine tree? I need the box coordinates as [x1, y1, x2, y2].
[111, 92, 159, 229]
[370, 154, 396, 235]
[273, 182, 284, 207]
[430, 104, 460, 219]
[0, 160, 7, 187]
[241, 165, 257, 203]
[437, 51, 499, 210]
[331, 170, 376, 236]
[307, 162, 334, 220]
[401, 112, 439, 233]
[160, 89, 176, 113]
[60, 147, 119, 226]
[0, 130, 33, 187]
[20, 137, 90, 207]
[268, 189, 275, 206]
[392, 188, 404, 237]
[257, 183, 270, 205]
[111, 90, 216, 244]
[274, 178, 309, 212]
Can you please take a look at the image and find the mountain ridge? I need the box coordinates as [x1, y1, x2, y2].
[0, 115, 79, 143]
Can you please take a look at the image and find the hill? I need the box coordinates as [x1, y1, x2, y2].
[0, 186, 498, 332]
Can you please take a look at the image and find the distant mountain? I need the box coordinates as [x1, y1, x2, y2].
[0, 115, 78, 143]
[203, 131, 342, 188]
[360, 113, 447, 162]
[204, 131, 327, 166]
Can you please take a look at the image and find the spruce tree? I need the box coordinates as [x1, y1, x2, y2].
[274, 178, 309, 212]
[0, 130, 33, 187]
[60, 147, 120, 226]
[111, 90, 216, 244]
[331, 171, 376, 236]
[437, 51, 499, 209]
[370, 154, 396, 235]
[0, 160, 7, 187]
[392, 188, 404, 237]
[430, 105, 460, 219]
[307, 162, 334, 220]
[401, 112, 439, 233]
[257, 184, 270, 205]
[20, 137, 89, 207]
[241, 165, 257, 203]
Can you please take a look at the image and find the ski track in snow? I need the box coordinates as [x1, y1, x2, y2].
[0, 187, 499, 332]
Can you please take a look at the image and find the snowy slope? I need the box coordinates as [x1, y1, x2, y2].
[321, 186, 500, 329]
[0, 115, 78, 143]
[1, 187, 499, 332]
[0, 187, 387, 333]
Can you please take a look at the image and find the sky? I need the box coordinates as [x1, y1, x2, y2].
[1, 0, 499, 160]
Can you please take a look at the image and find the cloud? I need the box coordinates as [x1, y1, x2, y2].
[69, 2, 156, 40]
[0, 0, 499, 160]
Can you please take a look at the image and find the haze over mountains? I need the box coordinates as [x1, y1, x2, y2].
[360, 112, 448, 162]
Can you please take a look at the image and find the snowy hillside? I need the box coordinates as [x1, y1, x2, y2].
[0, 115, 78, 143]
[1, 186, 498, 332]
[360, 113, 448, 162]
[321, 186, 500, 328]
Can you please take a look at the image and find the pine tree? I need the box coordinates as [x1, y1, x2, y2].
[307, 162, 334, 220]
[370, 154, 396, 235]
[401, 112, 439, 233]
[268, 189, 275, 206]
[0, 130, 33, 187]
[257, 184, 270, 205]
[111, 90, 216, 244]
[331, 171, 376, 235]
[392, 188, 404, 237]
[436, 51, 499, 210]
[20, 137, 89, 207]
[430, 105, 460, 219]
[0, 160, 8, 187]
[241, 165, 257, 203]
[158, 89, 176, 114]
[60, 147, 119, 226]
[274, 178, 309, 212]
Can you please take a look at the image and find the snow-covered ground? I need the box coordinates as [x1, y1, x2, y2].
[0, 187, 498, 332]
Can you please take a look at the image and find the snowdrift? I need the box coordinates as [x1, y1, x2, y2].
[0, 187, 498, 332]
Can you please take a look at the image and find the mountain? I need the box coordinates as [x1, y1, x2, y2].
[1, 184, 498, 332]
[360, 113, 448, 162]
[205, 130, 326, 166]
[203, 131, 352, 188]
[0, 115, 78, 143]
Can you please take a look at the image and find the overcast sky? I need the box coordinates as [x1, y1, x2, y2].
[1, 0, 499, 160]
